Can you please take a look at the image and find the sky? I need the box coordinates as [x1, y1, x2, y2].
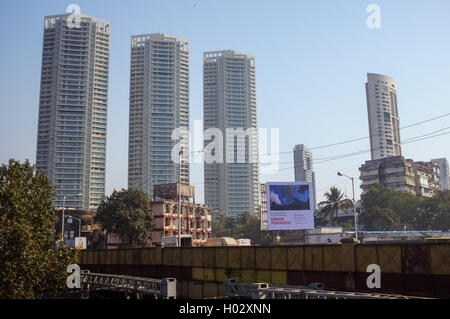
[0, 0, 449, 204]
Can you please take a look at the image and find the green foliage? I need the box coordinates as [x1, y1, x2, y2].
[211, 210, 272, 246]
[360, 184, 450, 231]
[317, 186, 354, 226]
[0, 159, 77, 299]
[414, 190, 450, 231]
[95, 189, 154, 247]
[359, 206, 402, 231]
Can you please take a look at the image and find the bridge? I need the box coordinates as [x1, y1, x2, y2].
[78, 241, 450, 298]
[80, 271, 177, 299]
[75, 273, 431, 299]
[223, 280, 431, 299]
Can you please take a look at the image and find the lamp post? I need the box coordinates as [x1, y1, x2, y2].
[67, 215, 82, 238]
[61, 193, 82, 242]
[337, 172, 358, 242]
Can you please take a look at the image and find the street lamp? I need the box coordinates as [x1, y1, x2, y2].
[67, 215, 82, 238]
[61, 193, 82, 242]
[337, 172, 358, 242]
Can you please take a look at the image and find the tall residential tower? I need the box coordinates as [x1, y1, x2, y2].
[36, 14, 110, 211]
[128, 34, 189, 199]
[203, 50, 259, 218]
[293, 144, 317, 209]
[365, 73, 401, 160]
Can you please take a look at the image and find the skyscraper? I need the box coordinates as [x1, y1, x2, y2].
[365, 73, 401, 160]
[36, 14, 110, 211]
[293, 144, 317, 209]
[128, 34, 189, 199]
[203, 50, 259, 218]
[431, 158, 449, 190]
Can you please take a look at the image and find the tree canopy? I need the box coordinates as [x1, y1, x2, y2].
[317, 186, 354, 226]
[95, 189, 154, 248]
[211, 211, 273, 245]
[360, 184, 450, 231]
[0, 159, 77, 298]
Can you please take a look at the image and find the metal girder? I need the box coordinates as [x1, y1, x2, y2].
[81, 271, 176, 299]
[224, 280, 430, 299]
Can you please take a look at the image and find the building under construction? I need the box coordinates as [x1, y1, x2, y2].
[151, 183, 212, 246]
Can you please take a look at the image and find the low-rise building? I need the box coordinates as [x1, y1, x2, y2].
[359, 156, 440, 197]
[151, 183, 212, 246]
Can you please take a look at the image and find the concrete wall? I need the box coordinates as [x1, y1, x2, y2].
[79, 242, 450, 298]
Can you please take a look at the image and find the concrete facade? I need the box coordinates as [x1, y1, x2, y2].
[359, 156, 440, 197]
[293, 144, 317, 209]
[260, 183, 268, 231]
[365, 73, 401, 160]
[36, 14, 111, 211]
[203, 50, 259, 218]
[431, 158, 450, 190]
[151, 184, 211, 246]
[128, 34, 189, 200]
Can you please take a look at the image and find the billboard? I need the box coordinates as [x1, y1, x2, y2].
[74, 237, 87, 250]
[266, 182, 315, 230]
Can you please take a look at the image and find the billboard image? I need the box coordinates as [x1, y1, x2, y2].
[266, 182, 315, 230]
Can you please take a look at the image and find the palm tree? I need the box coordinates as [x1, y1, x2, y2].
[317, 186, 354, 226]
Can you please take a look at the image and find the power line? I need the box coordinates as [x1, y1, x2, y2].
[309, 112, 450, 151]
[190, 112, 450, 156]
[189, 129, 450, 186]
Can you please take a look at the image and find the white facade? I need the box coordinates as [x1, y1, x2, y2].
[36, 14, 110, 211]
[128, 34, 189, 199]
[365, 73, 401, 160]
[203, 50, 259, 218]
[431, 158, 449, 190]
[293, 144, 317, 209]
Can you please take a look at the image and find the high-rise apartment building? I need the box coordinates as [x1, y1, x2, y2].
[36, 14, 110, 211]
[203, 50, 259, 217]
[293, 144, 317, 209]
[128, 34, 189, 199]
[431, 158, 449, 190]
[365, 73, 401, 160]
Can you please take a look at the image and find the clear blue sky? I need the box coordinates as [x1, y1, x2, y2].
[1, 0, 449, 204]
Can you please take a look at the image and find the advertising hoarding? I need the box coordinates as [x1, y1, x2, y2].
[74, 237, 87, 250]
[266, 182, 315, 230]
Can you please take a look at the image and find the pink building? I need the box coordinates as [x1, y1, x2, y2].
[151, 184, 212, 246]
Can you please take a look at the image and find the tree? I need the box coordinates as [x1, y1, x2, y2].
[0, 159, 77, 298]
[361, 184, 432, 230]
[95, 189, 154, 248]
[211, 213, 236, 238]
[359, 206, 402, 231]
[414, 190, 450, 231]
[234, 212, 272, 246]
[361, 184, 423, 228]
[317, 186, 353, 226]
[211, 211, 272, 245]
